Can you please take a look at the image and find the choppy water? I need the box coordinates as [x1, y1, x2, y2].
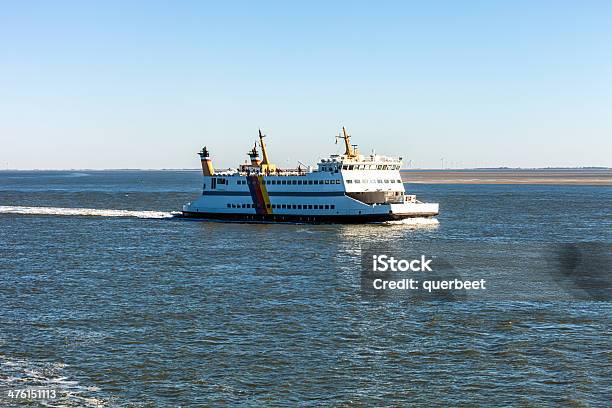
[0, 171, 610, 407]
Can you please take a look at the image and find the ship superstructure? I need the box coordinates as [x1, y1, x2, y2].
[182, 128, 439, 223]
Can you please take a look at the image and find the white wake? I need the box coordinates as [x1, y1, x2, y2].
[0, 205, 175, 219]
[383, 217, 440, 227]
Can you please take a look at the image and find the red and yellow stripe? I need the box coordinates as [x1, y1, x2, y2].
[246, 175, 273, 215]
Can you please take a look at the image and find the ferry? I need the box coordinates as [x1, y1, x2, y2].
[181, 128, 439, 223]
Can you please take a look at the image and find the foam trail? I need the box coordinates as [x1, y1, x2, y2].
[0, 205, 175, 219]
[383, 217, 440, 227]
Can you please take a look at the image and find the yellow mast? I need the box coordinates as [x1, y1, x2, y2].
[336, 126, 357, 158]
[258, 129, 276, 173]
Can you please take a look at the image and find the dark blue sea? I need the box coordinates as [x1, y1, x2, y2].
[0, 171, 610, 407]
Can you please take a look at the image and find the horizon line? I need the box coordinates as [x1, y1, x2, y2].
[1, 167, 611, 172]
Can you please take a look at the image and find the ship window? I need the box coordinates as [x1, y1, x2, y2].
[342, 165, 348, 170]
[348, 165, 354, 170]
[297, 180, 302, 185]
[281, 180, 286, 185]
[292, 180, 297, 185]
[308, 205, 313, 209]
[308, 180, 313, 185]
[377, 179, 382, 183]
[346, 180, 352, 183]
[298, 205, 302, 209]
[335, 180, 340, 184]
[331, 205, 335, 209]
[227, 204, 231, 208]
[313, 180, 318, 185]
[292, 205, 297, 209]
[390, 179, 395, 183]
[384, 180, 389, 183]
[355, 180, 360, 183]
[274, 180, 279, 185]
[324, 205, 329, 209]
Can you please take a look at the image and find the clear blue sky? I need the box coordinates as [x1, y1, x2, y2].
[1, 1, 611, 169]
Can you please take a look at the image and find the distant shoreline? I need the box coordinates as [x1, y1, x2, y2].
[401, 169, 612, 185]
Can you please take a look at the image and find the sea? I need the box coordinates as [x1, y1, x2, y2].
[0, 170, 610, 407]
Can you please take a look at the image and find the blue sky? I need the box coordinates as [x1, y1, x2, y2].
[1, 1, 611, 169]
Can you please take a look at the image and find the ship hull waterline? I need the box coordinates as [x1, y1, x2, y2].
[179, 210, 438, 224]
